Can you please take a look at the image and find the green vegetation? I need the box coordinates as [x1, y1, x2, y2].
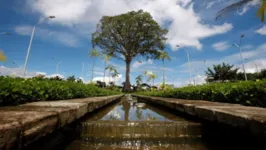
[206, 63, 238, 82]
[0, 50, 6, 62]
[137, 80, 266, 107]
[206, 63, 266, 82]
[92, 10, 168, 91]
[0, 76, 121, 106]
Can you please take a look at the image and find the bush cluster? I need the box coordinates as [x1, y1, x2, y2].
[0, 76, 121, 106]
[137, 80, 266, 107]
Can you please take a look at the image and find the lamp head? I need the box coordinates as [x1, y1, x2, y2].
[48, 16, 56, 19]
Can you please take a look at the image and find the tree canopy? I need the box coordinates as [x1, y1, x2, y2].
[92, 10, 168, 91]
[205, 63, 238, 82]
[0, 50, 6, 62]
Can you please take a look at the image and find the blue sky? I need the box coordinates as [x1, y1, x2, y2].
[0, 0, 266, 86]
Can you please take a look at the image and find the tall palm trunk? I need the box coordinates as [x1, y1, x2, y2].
[91, 58, 95, 83]
[163, 59, 165, 85]
[109, 70, 111, 85]
[103, 60, 106, 83]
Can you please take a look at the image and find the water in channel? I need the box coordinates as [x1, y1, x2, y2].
[57, 95, 264, 150]
[57, 95, 194, 149]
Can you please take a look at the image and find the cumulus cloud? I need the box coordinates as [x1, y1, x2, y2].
[256, 25, 266, 35]
[180, 43, 266, 74]
[92, 74, 123, 85]
[14, 25, 79, 47]
[212, 41, 230, 51]
[0, 66, 65, 78]
[237, 58, 266, 73]
[132, 59, 153, 68]
[0, 66, 43, 77]
[237, 0, 260, 15]
[25, 0, 232, 50]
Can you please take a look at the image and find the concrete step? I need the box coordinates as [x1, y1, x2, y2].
[80, 121, 203, 139]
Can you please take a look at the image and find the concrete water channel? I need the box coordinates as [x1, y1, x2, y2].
[23, 95, 266, 150]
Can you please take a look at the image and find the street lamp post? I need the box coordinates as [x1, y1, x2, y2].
[176, 45, 192, 85]
[233, 34, 247, 81]
[82, 62, 84, 79]
[56, 61, 63, 74]
[23, 16, 55, 77]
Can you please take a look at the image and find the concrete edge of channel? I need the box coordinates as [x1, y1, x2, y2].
[0, 94, 124, 150]
[133, 94, 266, 138]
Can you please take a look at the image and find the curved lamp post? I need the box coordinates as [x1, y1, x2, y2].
[233, 34, 247, 81]
[56, 61, 63, 74]
[176, 45, 192, 85]
[23, 16, 55, 77]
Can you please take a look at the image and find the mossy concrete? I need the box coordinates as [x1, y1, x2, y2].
[134, 95, 266, 137]
[0, 95, 123, 150]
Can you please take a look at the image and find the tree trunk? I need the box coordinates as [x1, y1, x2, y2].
[103, 60, 106, 83]
[153, 79, 154, 86]
[163, 60, 165, 85]
[124, 60, 131, 92]
[109, 70, 111, 85]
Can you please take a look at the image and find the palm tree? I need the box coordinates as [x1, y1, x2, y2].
[135, 75, 143, 87]
[102, 54, 112, 83]
[205, 63, 238, 82]
[144, 71, 158, 86]
[216, 0, 266, 22]
[105, 65, 115, 84]
[89, 49, 99, 83]
[157, 51, 171, 88]
[111, 69, 119, 85]
[0, 50, 6, 62]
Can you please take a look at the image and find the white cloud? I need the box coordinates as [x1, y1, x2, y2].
[46, 73, 65, 78]
[0, 66, 43, 78]
[0, 66, 65, 78]
[132, 59, 153, 68]
[93, 74, 123, 85]
[179, 43, 266, 74]
[14, 25, 79, 47]
[212, 41, 230, 51]
[237, 58, 266, 73]
[237, 0, 260, 15]
[256, 25, 266, 35]
[26, 0, 232, 50]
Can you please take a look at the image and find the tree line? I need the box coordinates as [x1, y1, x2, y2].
[206, 63, 266, 82]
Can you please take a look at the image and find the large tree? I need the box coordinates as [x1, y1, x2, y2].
[216, 0, 266, 22]
[205, 63, 238, 82]
[92, 10, 168, 91]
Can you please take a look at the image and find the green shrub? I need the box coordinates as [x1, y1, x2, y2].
[0, 76, 121, 106]
[136, 80, 266, 107]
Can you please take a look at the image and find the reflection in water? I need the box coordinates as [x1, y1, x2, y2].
[94, 96, 186, 122]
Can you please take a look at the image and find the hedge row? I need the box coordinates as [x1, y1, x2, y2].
[0, 76, 121, 106]
[137, 80, 266, 107]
